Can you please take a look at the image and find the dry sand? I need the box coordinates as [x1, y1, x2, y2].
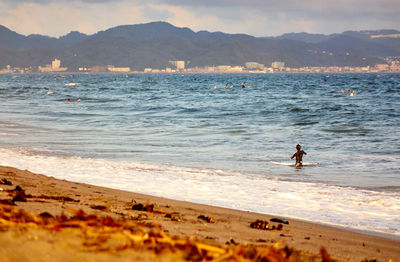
[0, 165, 399, 261]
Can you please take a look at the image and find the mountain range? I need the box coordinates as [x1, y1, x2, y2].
[0, 21, 399, 71]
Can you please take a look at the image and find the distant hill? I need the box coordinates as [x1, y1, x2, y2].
[0, 22, 399, 71]
[276, 32, 332, 43]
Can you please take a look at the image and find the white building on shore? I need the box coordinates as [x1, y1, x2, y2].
[38, 58, 68, 72]
[107, 65, 131, 73]
[169, 60, 185, 71]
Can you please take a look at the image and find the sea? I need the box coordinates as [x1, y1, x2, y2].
[0, 73, 399, 238]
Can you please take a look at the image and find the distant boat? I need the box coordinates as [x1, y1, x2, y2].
[64, 82, 80, 87]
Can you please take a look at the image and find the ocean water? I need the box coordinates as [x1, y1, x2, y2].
[0, 73, 399, 237]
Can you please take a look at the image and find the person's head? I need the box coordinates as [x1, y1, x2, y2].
[296, 144, 301, 150]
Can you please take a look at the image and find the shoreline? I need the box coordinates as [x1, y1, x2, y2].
[138, 193, 400, 242]
[1, 72, 400, 75]
[1, 165, 399, 261]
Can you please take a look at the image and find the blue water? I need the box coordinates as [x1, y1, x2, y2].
[0, 73, 399, 236]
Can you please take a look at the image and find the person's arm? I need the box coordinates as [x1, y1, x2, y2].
[291, 152, 296, 159]
[303, 151, 307, 155]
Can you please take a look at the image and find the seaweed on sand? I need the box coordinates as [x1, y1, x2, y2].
[0, 204, 330, 261]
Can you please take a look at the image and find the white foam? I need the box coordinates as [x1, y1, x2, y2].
[0, 147, 399, 236]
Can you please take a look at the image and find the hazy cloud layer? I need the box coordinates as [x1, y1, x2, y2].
[1, 0, 399, 37]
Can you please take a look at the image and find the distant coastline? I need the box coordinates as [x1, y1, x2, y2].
[1, 58, 400, 74]
[1, 22, 399, 73]
[1, 66, 400, 74]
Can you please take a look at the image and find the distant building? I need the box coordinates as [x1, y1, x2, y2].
[38, 58, 67, 72]
[245, 62, 265, 70]
[271, 61, 285, 70]
[169, 60, 185, 71]
[214, 65, 244, 73]
[52, 59, 61, 69]
[165, 67, 176, 73]
[374, 64, 389, 71]
[390, 61, 400, 72]
[107, 65, 131, 73]
[0, 65, 12, 73]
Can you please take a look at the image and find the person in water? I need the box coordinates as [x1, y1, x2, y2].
[291, 144, 307, 167]
[242, 82, 246, 88]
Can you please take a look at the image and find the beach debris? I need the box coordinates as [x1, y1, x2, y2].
[0, 199, 15, 205]
[12, 193, 27, 202]
[164, 212, 181, 222]
[5, 186, 80, 204]
[270, 217, 289, 224]
[0, 205, 330, 261]
[226, 238, 238, 245]
[132, 203, 154, 212]
[133, 213, 148, 221]
[0, 178, 12, 185]
[250, 219, 269, 230]
[256, 239, 268, 243]
[250, 219, 283, 231]
[14, 185, 23, 191]
[33, 195, 80, 203]
[39, 212, 54, 218]
[197, 215, 214, 223]
[320, 246, 334, 262]
[131, 201, 175, 219]
[90, 205, 107, 211]
[7, 185, 28, 202]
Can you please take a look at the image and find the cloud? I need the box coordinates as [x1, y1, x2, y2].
[0, 0, 399, 37]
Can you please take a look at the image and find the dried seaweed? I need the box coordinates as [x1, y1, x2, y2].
[0, 205, 324, 261]
[198, 215, 214, 223]
[33, 195, 80, 202]
[250, 219, 283, 231]
[7, 186, 28, 202]
[132, 203, 154, 212]
[90, 205, 107, 211]
[5, 185, 80, 203]
[0, 199, 14, 206]
[0, 178, 12, 185]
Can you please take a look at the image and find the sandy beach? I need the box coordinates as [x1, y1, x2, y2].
[0, 165, 398, 261]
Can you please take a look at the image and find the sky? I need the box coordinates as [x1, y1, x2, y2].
[0, 0, 399, 38]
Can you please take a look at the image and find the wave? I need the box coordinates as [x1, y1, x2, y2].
[322, 125, 373, 134]
[294, 121, 318, 126]
[0, 147, 399, 237]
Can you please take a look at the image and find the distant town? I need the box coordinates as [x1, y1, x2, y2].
[1, 58, 400, 74]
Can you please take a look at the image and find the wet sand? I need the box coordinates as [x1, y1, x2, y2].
[0, 165, 399, 261]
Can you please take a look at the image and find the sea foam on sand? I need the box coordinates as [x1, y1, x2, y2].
[0, 147, 399, 237]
